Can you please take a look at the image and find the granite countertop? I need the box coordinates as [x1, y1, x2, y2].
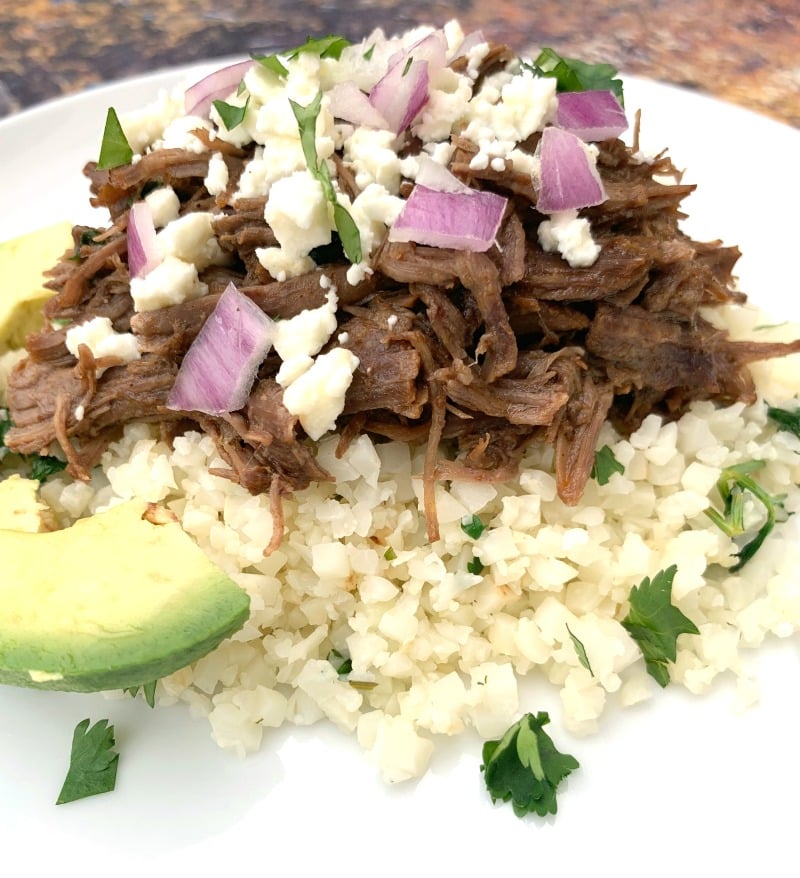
[1, 0, 798, 126]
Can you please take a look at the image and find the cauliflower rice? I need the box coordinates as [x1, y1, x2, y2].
[38, 302, 800, 783]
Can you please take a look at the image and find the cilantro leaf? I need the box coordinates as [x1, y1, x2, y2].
[704, 460, 786, 571]
[28, 455, 67, 482]
[0, 408, 11, 460]
[467, 556, 484, 575]
[56, 718, 119, 804]
[96, 107, 133, 169]
[566, 623, 593, 675]
[591, 444, 625, 485]
[124, 680, 158, 708]
[212, 97, 249, 131]
[460, 514, 486, 540]
[327, 648, 353, 676]
[526, 48, 624, 103]
[767, 404, 800, 439]
[289, 93, 362, 264]
[621, 566, 699, 687]
[383, 546, 397, 561]
[481, 712, 579, 818]
[254, 34, 351, 79]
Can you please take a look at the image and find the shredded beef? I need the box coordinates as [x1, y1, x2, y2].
[7, 53, 800, 547]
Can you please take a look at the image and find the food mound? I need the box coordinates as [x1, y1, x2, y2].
[5, 23, 800, 550]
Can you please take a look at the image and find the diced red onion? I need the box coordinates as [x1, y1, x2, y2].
[184, 60, 254, 118]
[167, 282, 275, 415]
[368, 29, 447, 135]
[555, 90, 628, 142]
[127, 202, 160, 279]
[536, 126, 607, 213]
[388, 184, 507, 252]
[369, 57, 430, 135]
[452, 30, 487, 60]
[328, 81, 389, 129]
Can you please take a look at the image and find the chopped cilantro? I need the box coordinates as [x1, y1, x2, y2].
[254, 34, 351, 78]
[96, 107, 133, 170]
[767, 404, 800, 439]
[328, 648, 353, 676]
[467, 556, 484, 575]
[56, 719, 119, 805]
[591, 444, 625, 485]
[212, 97, 249, 130]
[460, 514, 486, 540]
[28, 455, 67, 482]
[621, 565, 699, 687]
[124, 680, 158, 708]
[526, 48, 624, 103]
[289, 92, 362, 264]
[383, 546, 397, 561]
[705, 460, 786, 571]
[402, 56, 414, 77]
[363, 43, 376, 61]
[0, 409, 10, 458]
[565, 623, 593, 675]
[481, 711, 579, 818]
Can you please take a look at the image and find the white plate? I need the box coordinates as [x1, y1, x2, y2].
[1, 67, 799, 878]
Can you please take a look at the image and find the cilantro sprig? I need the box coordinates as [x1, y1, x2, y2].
[96, 107, 133, 170]
[289, 92, 362, 264]
[481, 711, 579, 818]
[621, 565, 699, 687]
[460, 514, 486, 540]
[705, 460, 786, 571]
[566, 623, 593, 675]
[212, 97, 249, 131]
[56, 719, 119, 805]
[767, 404, 800, 439]
[124, 680, 158, 708]
[525, 48, 624, 103]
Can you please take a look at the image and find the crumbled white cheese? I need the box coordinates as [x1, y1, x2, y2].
[348, 183, 405, 261]
[65, 315, 140, 374]
[130, 255, 207, 312]
[412, 67, 473, 142]
[282, 347, 360, 440]
[119, 86, 184, 154]
[538, 209, 601, 268]
[273, 290, 339, 387]
[144, 186, 180, 228]
[157, 212, 227, 270]
[257, 169, 334, 280]
[155, 114, 211, 154]
[344, 127, 402, 194]
[204, 152, 230, 196]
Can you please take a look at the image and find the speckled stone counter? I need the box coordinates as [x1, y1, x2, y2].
[1, 0, 798, 126]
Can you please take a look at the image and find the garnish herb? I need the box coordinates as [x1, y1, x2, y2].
[705, 460, 786, 571]
[767, 404, 800, 439]
[402, 56, 414, 77]
[565, 623, 593, 675]
[460, 514, 486, 540]
[56, 718, 119, 805]
[0, 409, 10, 459]
[328, 648, 353, 676]
[383, 547, 397, 561]
[525, 48, 624, 103]
[28, 455, 67, 482]
[363, 43, 376, 61]
[96, 107, 134, 169]
[621, 565, 699, 687]
[124, 680, 158, 708]
[289, 92, 363, 264]
[467, 556, 484, 575]
[254, 34, 351, 78]
[481, 711, 579, 818]
[591, 444, 625, 485]
[213, 97, 249, 130]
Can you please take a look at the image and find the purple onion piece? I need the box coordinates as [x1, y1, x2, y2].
[536, 126, 608, 213]
[167, 282, 275, 415]
[127, 202, 160, 279]
[555, 90, 628, 142]
[184, 59, 254, 118]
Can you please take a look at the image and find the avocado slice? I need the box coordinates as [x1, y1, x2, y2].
[0, 221, 73, 352]
[0, 499, 250, 692]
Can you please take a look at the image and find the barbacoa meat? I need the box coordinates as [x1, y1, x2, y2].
[7, 51, 800, 546]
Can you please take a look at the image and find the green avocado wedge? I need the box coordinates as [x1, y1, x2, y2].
[0, 499, 250, 692]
